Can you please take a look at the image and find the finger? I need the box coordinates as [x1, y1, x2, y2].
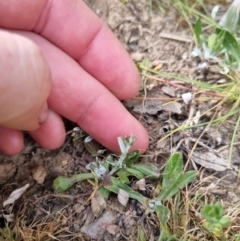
[0, 128, 23, 155]
[16, 31, 149, 153]
[0, 30, 51, 131]
[0, 0, 140, 99]
[30, 110, 66, 150]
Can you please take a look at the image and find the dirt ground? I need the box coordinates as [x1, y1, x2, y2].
[1, 0, 240, 240]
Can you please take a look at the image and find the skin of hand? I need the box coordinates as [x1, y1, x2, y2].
[0, 0, 149, 155]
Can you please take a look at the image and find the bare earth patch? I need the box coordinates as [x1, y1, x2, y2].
[1, 0, 240, 240]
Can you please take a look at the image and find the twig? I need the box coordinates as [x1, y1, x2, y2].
[159, 32, 193, 42]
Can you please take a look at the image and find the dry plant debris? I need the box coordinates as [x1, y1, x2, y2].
[1, 0, 240, 240]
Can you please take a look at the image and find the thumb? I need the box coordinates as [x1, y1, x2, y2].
[0, 30, 51, 131]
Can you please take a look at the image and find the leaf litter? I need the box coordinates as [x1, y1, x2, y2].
[1, 0, 240, 240]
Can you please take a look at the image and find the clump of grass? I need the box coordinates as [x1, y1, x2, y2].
[137, 1, 240, 240]
[0, 224, 17, 241]
[139, 0, 240, 160]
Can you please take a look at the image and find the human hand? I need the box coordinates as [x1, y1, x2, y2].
[0, 0, 149, 155]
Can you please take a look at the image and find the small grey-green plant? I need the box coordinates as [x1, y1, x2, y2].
[53, 137, 197, 241]
[53, 135, 159, 194]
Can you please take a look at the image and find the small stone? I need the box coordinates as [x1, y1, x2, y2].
[131, 52, 144, 61]
[32, 165, 46, 184]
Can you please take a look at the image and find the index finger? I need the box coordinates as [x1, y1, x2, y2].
[0, 0, 140, 99]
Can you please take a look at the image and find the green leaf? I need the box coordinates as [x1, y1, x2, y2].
[118, 182, 148, 205]
[53, 177, 76, 193]
[132, 163, 160, 179]
[219, 217, 231, 228]
[141, 57, 151, 69]
[217, 29, 240, 68]
[201, 202, 231, 229]
[202, 202, 223, 221]
[154, 205, 172, 240]
[104, 177, 120, 194]
[194, 18, 204, 47]
[208, 34, 217, 50]
[104, 177, 148, 205]
[221, 4, 240, 32]
[98, 186, 110, 199]
[104, 184, 119, 194]
[125, 150, 140, 167]
[201, 202, 231, 236]
[202, 202, 225, 222]
[161, 153, 183, 191]
[53, 173, 95, 193]
[105, 155, 115, 164]
[162, 171, 197, 201]
[175, 170, 197, 189]
[154, 205, 171, 224]
[117, 169, 130, 183]
[157, 153, 197, 201]
[117, 166, 147, 181]
[211, 29, 226, 52]
[125, 167, 145, 179]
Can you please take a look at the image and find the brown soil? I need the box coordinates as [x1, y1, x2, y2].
[1, 1, 240, 240]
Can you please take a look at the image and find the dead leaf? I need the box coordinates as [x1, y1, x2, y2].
[135, 179, 146, 191]
[146, 79, 158, 90]
[162, 86, 175, 97]
[106, 224, 118, 235]
[81, 211, 117, 239]
[154, 63, 162, 70]
[91, 191, 106, 217]
[72, 203, 85, 214]
[157, 138, 168, 149]
[102, 175, 113, 186]
[118, 188, 129, 207]
[130, 99, 182, 115]
[192, 152, 232, 172]
[84, 139, 100, 155]
[3, 183, 30, 207]
[32, 165, 46, 184]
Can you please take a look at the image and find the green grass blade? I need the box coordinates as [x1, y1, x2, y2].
[137, 226, 147, 241]
[229, 114, 240, 164]
[195, 18, 204, 47]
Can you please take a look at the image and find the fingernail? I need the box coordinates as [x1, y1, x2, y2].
[38, 103, 49, 124]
